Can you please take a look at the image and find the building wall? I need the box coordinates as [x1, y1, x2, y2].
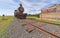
[40, 4, 60, 20]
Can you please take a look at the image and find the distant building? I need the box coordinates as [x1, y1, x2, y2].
[40, 4, 60, 20]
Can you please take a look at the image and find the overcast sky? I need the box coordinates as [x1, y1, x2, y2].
[0, 0, 60, 16]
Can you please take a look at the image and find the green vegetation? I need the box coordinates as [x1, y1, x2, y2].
[36, 18, 60, 25]
[26, 15, 37, 20]
[27, 14, 39, 18]
[26, 14, 39, 20]
[26, 15, 60, 25]
[0, 16, 14, 38]
[0, 15, 59, 38]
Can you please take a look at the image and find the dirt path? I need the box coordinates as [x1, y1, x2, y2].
[6, 18, 60, 38]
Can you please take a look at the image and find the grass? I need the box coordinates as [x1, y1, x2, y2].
[26, 15, 37, 20]
[0, 15, 59, 38]
[0, 16, 14, 38]
[36, 18, 60, 25]
[26, 15, 60, 25]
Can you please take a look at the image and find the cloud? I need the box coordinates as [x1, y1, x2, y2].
[0, 0, 20, 15]
[19, 0, 60, 14]
[0, 9, 14, 16]
[0, 0, 60, 15]
[19, 0, 50, 14]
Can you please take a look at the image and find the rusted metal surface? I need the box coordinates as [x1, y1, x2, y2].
[25, 22, 46, 33]
[8, 18, 60, 38]
[14, 4, 27, 19]
[20, 20, 60, 38]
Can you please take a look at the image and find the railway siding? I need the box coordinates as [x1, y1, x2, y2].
[8, 18, 60, 38]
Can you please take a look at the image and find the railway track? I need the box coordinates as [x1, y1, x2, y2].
[19, 19, 60, 38]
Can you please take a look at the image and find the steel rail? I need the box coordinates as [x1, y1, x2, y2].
[23, 20, 60, 38]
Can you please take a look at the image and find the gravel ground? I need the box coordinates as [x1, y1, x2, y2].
[4, 18, 60, 38]
[40, 24, 60, 36]
[7, 18, 51, 38]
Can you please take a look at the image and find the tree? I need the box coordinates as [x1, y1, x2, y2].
[2, 14, 5, 20]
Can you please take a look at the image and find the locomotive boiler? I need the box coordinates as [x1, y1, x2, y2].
[14, 4, 27, 19]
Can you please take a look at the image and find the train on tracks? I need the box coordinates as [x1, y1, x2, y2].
[14, 4, 27, 19]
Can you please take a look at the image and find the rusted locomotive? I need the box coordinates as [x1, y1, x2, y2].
[14, 4, 27, 19]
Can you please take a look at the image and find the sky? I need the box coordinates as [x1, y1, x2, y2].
[0, 0, 60, 16]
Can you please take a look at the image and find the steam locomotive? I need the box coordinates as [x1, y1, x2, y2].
[14, 4, 27, 19]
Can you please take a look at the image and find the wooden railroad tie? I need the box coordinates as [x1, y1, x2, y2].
[24, 21, 60, 38]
